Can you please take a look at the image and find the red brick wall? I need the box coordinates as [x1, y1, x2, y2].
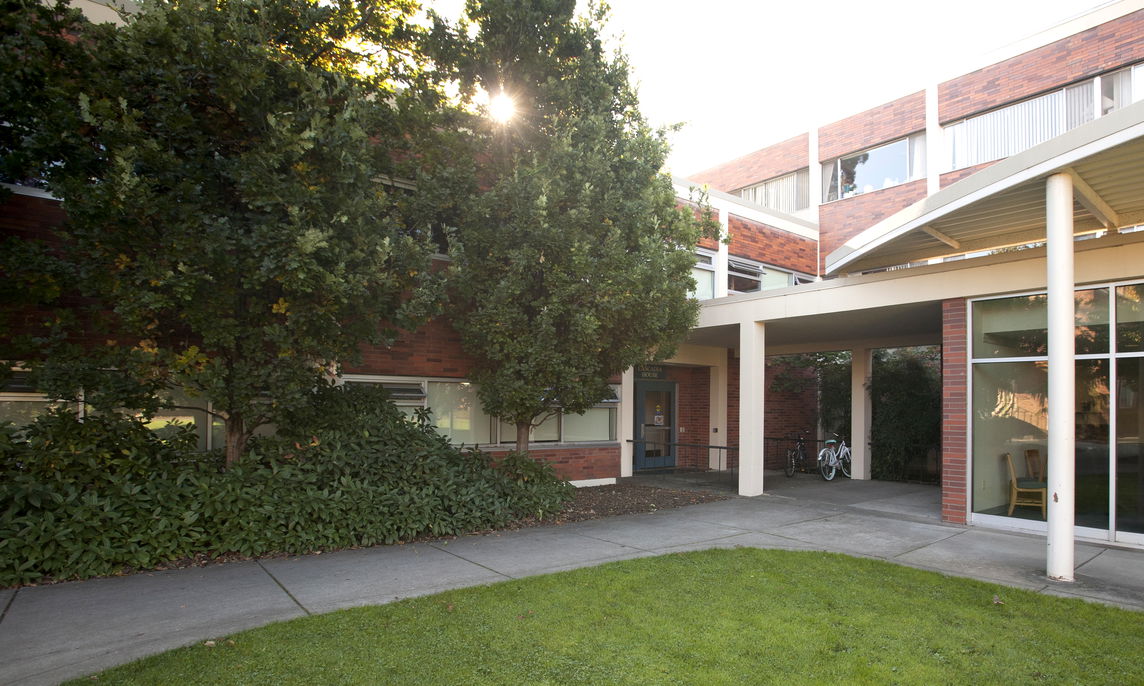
[1, 192, 66, 238]
[818, 179, 928, 272]
[348, 317, 476, 378]
[687, 133, 809, 193]
[818, 92, 926, 162]
[726, 214, 817, 275]
[939, 162, 999, 189]
[667, 365, 711, 469]
[764, 357, 819, 469]
[485, 445, 620, 481]
[940, 10, 1144, 123]
[941, 299, 967, 524]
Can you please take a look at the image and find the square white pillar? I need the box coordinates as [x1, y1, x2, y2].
[1046, 172, 1076, 581]
[850, 347, 873, 480]
[709, 354, 729, 471]
[620, 367, 635, 478]
[739, 321, 766, 496]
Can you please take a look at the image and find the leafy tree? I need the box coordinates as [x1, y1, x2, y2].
[437, 0, 716, 451]
[869, 346, 942, 481]
[1, 0, 452, 464]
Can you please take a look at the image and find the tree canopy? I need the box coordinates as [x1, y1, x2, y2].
[1, 0, 454, 463]
[439, 0, 717, 450]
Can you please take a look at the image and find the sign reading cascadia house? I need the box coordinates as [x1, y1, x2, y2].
[635, 364, 666, 380]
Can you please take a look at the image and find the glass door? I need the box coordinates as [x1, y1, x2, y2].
[634, 381, 675, 470]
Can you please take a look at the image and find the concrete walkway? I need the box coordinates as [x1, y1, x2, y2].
[3, 479, 1144, 686]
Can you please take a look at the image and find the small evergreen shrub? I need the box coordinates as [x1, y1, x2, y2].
[0, 385, 573, 586]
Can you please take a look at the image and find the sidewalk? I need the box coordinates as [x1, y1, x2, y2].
[3, 480, 1143, 686]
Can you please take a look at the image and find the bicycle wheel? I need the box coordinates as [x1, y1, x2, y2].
[785, 448, 796, 477]
[839, 446, 852, 478]
[818, 448, 836, 481]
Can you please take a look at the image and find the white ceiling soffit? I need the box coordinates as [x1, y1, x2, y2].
[825, 99, 1144, 276]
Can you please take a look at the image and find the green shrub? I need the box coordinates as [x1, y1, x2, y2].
[0, 386, 573, 586]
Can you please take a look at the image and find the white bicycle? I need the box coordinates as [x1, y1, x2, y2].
[818, 433, 852, 481]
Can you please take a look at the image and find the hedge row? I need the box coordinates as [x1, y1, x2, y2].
[0, 385, 573, 586]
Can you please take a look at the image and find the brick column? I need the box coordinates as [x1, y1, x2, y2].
[941, 299, 968, 524]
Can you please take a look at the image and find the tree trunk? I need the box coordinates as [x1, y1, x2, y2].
[515, 420, 531, 454]
[224, 412, 248, 467]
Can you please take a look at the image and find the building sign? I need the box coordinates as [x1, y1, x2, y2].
[636, 364, 666, 380]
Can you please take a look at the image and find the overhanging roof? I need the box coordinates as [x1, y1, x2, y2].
[826, 99, 1144, 275]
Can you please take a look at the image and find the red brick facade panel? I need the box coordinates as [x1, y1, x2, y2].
[485, 445, 620, 481]
[347, 317, 476, 378]
[666, 365, 711, 470]
[941, 298, 968, 524]
[1, 193, 66, 238]
[726, 214, 817, 275]
[940, 11, 1144, 122]
[687, 133, 809, 193]
[818, 92, 926, 162]
[818, 179, 927, 273]
[939, 161, 999, 189]
[764, 358, 819, 470]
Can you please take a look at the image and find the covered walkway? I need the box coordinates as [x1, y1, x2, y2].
[628, 469, 941, 521]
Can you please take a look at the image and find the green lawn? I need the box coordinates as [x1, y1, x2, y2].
[76, 549, 1143, 685]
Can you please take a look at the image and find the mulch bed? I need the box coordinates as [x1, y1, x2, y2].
[508, 481, 731, 529]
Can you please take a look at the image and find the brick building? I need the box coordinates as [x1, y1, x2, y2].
[5, 0, 1144, 578]
[665, 0, 1144, 578]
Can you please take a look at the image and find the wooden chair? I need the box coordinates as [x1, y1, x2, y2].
[1024, 448, 1044, 481]
[1004, 452, 1046, 519]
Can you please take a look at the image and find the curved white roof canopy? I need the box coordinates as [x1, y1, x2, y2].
[826, 99, 1144, 276]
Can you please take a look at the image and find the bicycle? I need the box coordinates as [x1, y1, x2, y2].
[818, 432, 852, 481]
[785, 432, 810, 477]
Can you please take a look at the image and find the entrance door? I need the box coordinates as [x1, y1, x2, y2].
[634, 381, 675, 470]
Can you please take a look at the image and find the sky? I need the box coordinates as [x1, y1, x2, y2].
[431, 0, 1115, 176]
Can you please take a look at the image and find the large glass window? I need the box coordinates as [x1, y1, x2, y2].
[1116, 284, 1144, 353]
[822, 133, 925, 202]
[427, 381, 493, 445]
[970, 285, 1136, 534]
[1117, 358, 1144, 535]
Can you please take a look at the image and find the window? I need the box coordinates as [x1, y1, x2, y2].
[727, 258, 804, 294]
[691, 250, 715, 300]
[822, 133, 925, 201]
[346, 376, 619, 446]
[946, 63, 1144, 172]
[0, 370, 73, 428]
[738, 168, 810, 214]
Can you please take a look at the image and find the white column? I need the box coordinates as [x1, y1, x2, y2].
[808, 128, 821, 225]
[620, 367, 635, 478]
[1046, 172, 1076, 582]
[925, 84, 941, 196]
[709, 353, 729, 471]
[850, 347, 873, 480]
[738, 321, 766, 496]
[713, 209, 730, 299]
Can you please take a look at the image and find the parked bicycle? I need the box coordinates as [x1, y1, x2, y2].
[818, 432, 852, 481]
[785, 432, 810, 477]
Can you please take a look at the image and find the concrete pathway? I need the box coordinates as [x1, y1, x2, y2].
[3, 479, 1143, 685]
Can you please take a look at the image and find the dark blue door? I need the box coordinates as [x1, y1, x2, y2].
[634, 381, 675, 470]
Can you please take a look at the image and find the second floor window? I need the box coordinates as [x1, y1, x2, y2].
[822, 133, 925, 202]
[738, 168, 810, 214]
[945, 62, 1144, 172]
